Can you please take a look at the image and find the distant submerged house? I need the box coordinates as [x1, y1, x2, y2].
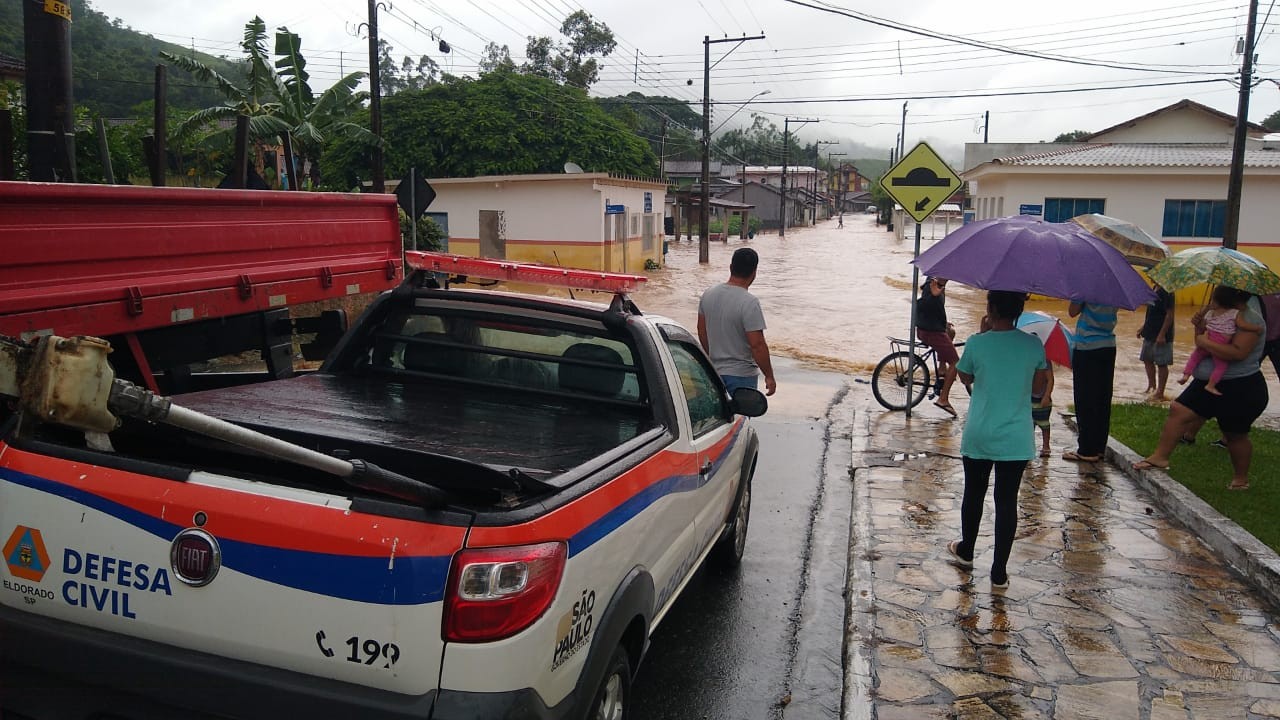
[962, 99, 1280, 276]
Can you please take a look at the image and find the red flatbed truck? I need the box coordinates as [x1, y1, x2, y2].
[0, 181, 403, 393]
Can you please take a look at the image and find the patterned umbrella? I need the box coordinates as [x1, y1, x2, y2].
[1146, 246, 1280, 295]
[1069, 213, 1171, 268]
[1015, 311, 1074, 368]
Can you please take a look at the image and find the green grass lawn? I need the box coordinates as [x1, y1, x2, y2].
[1109, 403, 1279, 554]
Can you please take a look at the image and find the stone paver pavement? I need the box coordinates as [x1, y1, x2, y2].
[845, 396, 1280, 720]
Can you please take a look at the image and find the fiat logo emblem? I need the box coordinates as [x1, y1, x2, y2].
[170, 528, 221, 587]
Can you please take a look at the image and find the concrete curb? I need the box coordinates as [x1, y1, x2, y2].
[1067, 416, 1280, 611]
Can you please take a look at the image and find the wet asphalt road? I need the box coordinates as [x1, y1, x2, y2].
[630, 359, 856, 720]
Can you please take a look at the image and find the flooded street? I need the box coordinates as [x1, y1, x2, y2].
[633, 214, 1280, 428]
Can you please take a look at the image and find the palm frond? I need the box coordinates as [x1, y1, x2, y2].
[312, 72, 366, 118]
[169, 105, 239, 141]
[159, 51, 244, 102]
[247, 114, 292, 142]
[274, 27, 314, 111]
[290, 121, 325, 149]
[328, 122, 382, 148]
[241, 17, 278, 106]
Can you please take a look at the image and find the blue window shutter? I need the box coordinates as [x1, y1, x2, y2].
[1210, 201, 1226, 237]
[1162, 201, 1179, 236]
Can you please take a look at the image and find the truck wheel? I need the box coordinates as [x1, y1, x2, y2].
[709, 470, 752, 569]
[588, 646, 631, 720]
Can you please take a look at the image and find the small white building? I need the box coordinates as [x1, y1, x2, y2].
[424, 173, 668, 273]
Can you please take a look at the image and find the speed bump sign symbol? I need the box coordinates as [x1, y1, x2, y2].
[880, 142, 962, 223]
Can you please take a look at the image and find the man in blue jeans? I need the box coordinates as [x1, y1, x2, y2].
[698, 248, 777, 397]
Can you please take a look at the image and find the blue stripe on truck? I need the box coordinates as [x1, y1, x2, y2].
[1, 467, 452, 605]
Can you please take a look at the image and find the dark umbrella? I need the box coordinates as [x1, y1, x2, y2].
[913, 216, 1156, 310]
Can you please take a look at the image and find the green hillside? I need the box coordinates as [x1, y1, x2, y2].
[0, 0, 239, 117]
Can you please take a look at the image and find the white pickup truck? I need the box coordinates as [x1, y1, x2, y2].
[0, 253, 766, 720]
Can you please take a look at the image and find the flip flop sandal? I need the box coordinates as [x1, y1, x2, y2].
[933, 401, 958, 418]
[1228, 482, 1250, 491]
[1132, 460, 1169, 471]
[1062, 451, 1102, 462]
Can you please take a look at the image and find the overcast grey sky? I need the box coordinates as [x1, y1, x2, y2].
[89, 0, 1280, 159]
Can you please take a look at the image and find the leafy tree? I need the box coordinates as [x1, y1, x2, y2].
[320, 70, 655, 189]
[1052, 130, 1091, 142]
[597, 92, 701, 167]
[478, 42, 515, 75]
[379, 39, 440, 95]
[1263, 109, 1280, 132]
[161, 17, 376, 187]
[2, 81, 27, 179]
[522, 11, 616, 90]
[712, 114, 801, 166]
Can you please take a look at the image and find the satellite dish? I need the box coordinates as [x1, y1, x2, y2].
[564, 162, 584, 174]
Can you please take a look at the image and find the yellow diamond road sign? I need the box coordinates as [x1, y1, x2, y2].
[880, 142, 962, 223]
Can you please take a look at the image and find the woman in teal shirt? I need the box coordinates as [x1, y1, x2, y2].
[948, 291, 1049, 590]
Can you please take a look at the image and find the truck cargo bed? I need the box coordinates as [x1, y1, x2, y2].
[175, 373, 655, 479]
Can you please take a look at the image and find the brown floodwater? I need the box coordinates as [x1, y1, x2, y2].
[630, 213, 1280, 428]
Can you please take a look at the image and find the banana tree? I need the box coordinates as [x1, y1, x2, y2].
[161, 17, 378, 188]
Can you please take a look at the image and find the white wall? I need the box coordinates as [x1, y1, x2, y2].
[967, 168, 1280, 246]
[1089, 111, 1235, 144]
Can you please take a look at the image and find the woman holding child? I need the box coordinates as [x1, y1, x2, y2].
[1134, 287, 1268, 490]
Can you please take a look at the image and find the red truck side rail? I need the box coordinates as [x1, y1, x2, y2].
[0, 182, 402, 340]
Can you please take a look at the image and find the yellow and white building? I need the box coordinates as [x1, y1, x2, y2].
[423, 173, 668, 273]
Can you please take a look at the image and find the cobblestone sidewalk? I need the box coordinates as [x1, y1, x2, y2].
[845, 396, 1280, 720]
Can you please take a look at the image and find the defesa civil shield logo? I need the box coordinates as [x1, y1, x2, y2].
[4, 525, 52, 582]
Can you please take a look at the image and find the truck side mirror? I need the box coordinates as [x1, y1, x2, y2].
[729, 387, 768, 417]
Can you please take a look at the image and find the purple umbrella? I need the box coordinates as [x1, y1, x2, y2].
[913, 216, 1156, 310]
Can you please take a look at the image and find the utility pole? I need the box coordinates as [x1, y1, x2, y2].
[367, 0, 385, 193]
[898, 102, 908, 158]
[701, 34, 766, 263]
[658, 117, 668, 181]
[1222, 0, 1260, 250]
[779, 118, 817, 238]
[23, 0, 75, 181]
[828, 151, 846, 220]
[983, 110, 990, 143]
[814, 140, 837, 224]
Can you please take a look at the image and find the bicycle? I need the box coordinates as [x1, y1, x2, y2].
[871, 336, 965, 411]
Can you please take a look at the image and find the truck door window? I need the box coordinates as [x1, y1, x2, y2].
[665, 341, 729, 437]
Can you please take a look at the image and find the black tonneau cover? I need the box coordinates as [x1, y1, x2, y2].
[176, 373, 654, 477]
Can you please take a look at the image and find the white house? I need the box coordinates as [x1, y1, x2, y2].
[963, 100, 1280, 275]
[422, 173, 668, 274]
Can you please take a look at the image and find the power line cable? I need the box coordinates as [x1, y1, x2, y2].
[782, 0, 1233, 75]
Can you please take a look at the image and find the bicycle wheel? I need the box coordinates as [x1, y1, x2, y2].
[871, 351, 932, 410]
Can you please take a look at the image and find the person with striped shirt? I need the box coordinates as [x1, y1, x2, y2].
[1064, 301, 1118, 462]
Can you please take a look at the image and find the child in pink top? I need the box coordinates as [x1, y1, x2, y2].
[1179, 286, 1261, 395]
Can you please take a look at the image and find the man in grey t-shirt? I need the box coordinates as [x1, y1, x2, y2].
[697, 248, 776, 396]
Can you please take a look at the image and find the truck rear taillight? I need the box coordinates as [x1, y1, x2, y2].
[444, 542, 567, 643]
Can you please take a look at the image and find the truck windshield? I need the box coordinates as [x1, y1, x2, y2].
[368, 307, 644, 403]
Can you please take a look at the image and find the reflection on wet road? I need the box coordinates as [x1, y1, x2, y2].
[852, 394, 1280, 718]
[632, 215, 1280, 427]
